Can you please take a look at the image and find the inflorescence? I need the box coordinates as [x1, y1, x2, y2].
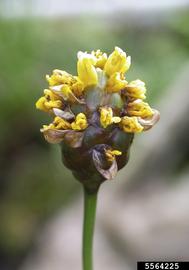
[36, 47, 159, 192]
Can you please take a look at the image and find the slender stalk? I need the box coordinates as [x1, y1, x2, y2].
[82, 187, 98, 270]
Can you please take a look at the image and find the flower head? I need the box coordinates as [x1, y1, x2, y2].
[36, 47, 160, 192]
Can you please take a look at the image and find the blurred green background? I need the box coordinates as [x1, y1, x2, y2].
[0, 3, 189, 270]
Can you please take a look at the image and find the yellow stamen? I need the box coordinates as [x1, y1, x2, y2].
[42, 116, 71, 132]
[44, 89, 58, 100]
[127, 99, 154, 118]
[121, 116, 143, 133]
[104, 47, 131, 76]
[36, 96, 49, 112]
[106, 72, 128, 93]
[71, 113, 88, 130]
[36, 89, 62, 112]
[41, 123, 55, 132]
[91, 49, 107, 69]
[77, 52, 98, 88]
[47, 69, 84, 99]
[72, 77, 84, 96]
[60, 85, 73, 100]
[99, 107, 121, 128]
[105, 149, 122, 162]
[46, 69, 73, 86]
[125, 80, 146, 100]
[53, 116, 71, 129]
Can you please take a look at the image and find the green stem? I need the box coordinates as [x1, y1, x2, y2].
[82, 187, 98, 270]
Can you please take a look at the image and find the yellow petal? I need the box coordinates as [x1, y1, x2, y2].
[44, 89, 63, 109]
[104, 47, 131, 76]
[41, 117, 71, 131]
[46, 69, 72, 86]
[35, 93, 62, 112]
[127, 99, 154, 118]
[53, 116, 71, 129]
[125, 80, 146, 100]
[41, 116, 71, 137]
[120, 116, 143, 133]
[72, 77, 84, 96]
[100, 107, 121, 128]
[105, 149, 122, 162]
[106, 72, 128, 93]
[91, 49, 107, 69]
[61, 85, 73, 100]
[71, 113, 88, 130]
[36, 96, 48, 112]
[77, 52, 98, 88]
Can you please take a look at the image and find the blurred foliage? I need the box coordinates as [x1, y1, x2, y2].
[0, 10, 189, 269]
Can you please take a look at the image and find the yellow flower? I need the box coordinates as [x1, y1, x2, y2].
[43, 114, 88, 132]
[105, 149, 122, 162]
[106, 72, 128, 93]
[120, 116, 143, 133]
[51, 84, 73, 101]
[42, 116, 71, 131]
[36, 89, 62, 112]
[91, 49, 107, 69]
[46, 69, 73, 86]
[36, 97, 49, 112]
[127, 99, 154, 118]
[72, 77, 84, 96]
[125, 80, 146, 100]
[99, 107, 121, 128]
[71, 113, 88, 130]
[104, 47, 131, 76]
[47, 69, 84, 99]
[53, 116, 71, 129]
[77, 51, 98, 88]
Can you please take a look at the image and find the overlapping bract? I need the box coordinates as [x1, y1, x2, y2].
[36, 47, 159, 192]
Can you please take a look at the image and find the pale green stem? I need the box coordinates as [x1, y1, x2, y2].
[82, 187, 98, 270]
